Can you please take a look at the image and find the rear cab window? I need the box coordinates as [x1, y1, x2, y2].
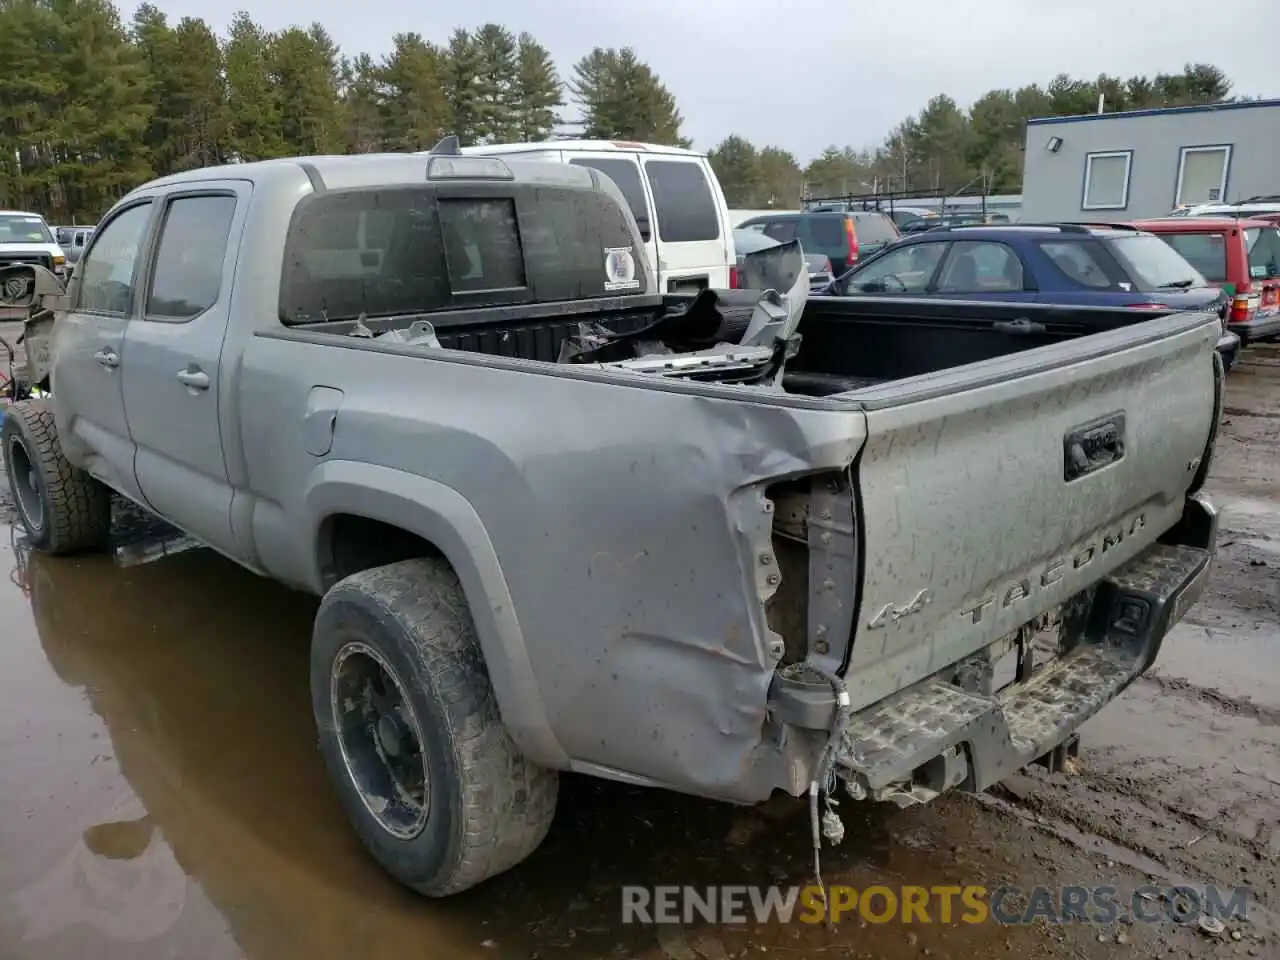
[643, 160, 720, 243]
[279, 181, 644, 324]
[1153, 231, 1229, 283]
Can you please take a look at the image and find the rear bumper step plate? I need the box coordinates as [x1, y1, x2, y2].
[836, 536, 1214, 796]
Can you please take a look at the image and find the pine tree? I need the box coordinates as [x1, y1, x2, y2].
[340, 54, 384, 153]
[223, 12, 283, 161]
[513, 33, 562, 142]
[570, 48, 685, 146]
[378, 33, 451, 151]
[0, 0, 154, 219]
[268, 24, 345, 155]
[442, 28, 480, 145]
[132, 7, 228, 174]
[471, 23, 519, 144]
[707, 136, 760, 206]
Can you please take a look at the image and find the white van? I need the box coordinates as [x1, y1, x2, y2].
[458, 140, 735, 294]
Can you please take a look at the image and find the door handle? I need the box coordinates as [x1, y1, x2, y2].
[94, 348, 119, 369]
[176, 368, 210, 391]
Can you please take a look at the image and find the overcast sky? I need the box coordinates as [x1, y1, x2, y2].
[132, 0, 1278, 163]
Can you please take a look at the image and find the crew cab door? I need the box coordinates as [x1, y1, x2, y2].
[51, 199, 156, 503]
[121, 186, 246, 555]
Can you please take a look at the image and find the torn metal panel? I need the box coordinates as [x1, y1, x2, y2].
[555, 241, 809, 389]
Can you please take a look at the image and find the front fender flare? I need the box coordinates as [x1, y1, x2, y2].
[303, 460, 569, 769]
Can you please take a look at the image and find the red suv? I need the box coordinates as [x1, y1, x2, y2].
[1124, 217, 1280, 347]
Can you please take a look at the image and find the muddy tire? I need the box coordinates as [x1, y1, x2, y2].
[310, 557, 558, 897]
[2, 400, 111, 555]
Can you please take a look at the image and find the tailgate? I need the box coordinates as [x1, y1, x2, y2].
[841, 311, 1219, 711]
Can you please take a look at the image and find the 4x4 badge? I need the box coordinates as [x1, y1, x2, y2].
[866, 589, 931, 629]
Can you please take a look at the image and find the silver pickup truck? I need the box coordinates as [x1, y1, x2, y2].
[1, 147, 1221, 898]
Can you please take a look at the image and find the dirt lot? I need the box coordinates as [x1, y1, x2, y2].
[0, 344, 1277, 960]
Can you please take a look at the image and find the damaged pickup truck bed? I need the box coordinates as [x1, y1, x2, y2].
[1, 146, 1221, 897]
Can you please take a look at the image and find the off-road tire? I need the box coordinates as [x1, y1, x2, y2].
[310, 557, 558, 897]
[2, 400, 111, 554]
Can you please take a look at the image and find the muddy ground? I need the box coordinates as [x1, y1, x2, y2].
[0, 343, 1276, 960]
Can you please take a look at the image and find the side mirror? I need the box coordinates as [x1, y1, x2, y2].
[0, 264, 37, 308]
[0, 262, 68, 309]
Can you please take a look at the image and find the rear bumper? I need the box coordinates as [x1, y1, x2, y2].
[835, 495, 1217, 802]
[1229, 312, 1280, 344]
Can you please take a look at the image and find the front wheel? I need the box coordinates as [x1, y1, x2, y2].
[310, 558, 558, 897]
[2, 400, 111, 554]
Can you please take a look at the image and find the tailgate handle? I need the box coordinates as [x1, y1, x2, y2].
[1064, 412, 1126, 482]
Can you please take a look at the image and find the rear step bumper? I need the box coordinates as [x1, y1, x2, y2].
[836, 495, 1217, 804]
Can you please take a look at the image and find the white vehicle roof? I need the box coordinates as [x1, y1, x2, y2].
[461, 139, 708, 160]
[0, 210, 47, 219]
[1181, 201, 1280, 216]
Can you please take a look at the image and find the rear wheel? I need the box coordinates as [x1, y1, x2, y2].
[2, 400, 111, 554]
[310, 557, 558, 896]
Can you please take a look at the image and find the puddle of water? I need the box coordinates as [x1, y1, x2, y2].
[0, 518, 1216, 960]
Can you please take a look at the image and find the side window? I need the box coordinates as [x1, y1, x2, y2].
[1039, 241, 1113, 289]
[643, 160, 720, 243]
[438, 197, 527, 293]
[74, 232, 86, 248]
[56, 227, 72, 245]
[146, 195, 237, 320]
[568, 157, 652, 242]
[936, 241, 1024, 293]
[1245, 227, 1280, 278]
[761, 221, 797, 243]
[842, 243, 946, 294]
[76, 203, 153, 315]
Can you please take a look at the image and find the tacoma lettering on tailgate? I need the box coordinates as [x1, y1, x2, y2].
[960, 511, 1148, 625]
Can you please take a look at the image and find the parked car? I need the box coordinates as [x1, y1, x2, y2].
[453, 139, 735, 295]
[821, 222, 1239, 368]
[1120, 217, 1280, 347]
[1, 147, 1222, 903]
[731, 228, 834, 291]
[0, 210, 67, 279]
[54, 225, 95, 264]
[736, 210, 900, 274]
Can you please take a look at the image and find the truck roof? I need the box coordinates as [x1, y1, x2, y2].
[124, 152, 602, 196]
[460, 139, 708, 160]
